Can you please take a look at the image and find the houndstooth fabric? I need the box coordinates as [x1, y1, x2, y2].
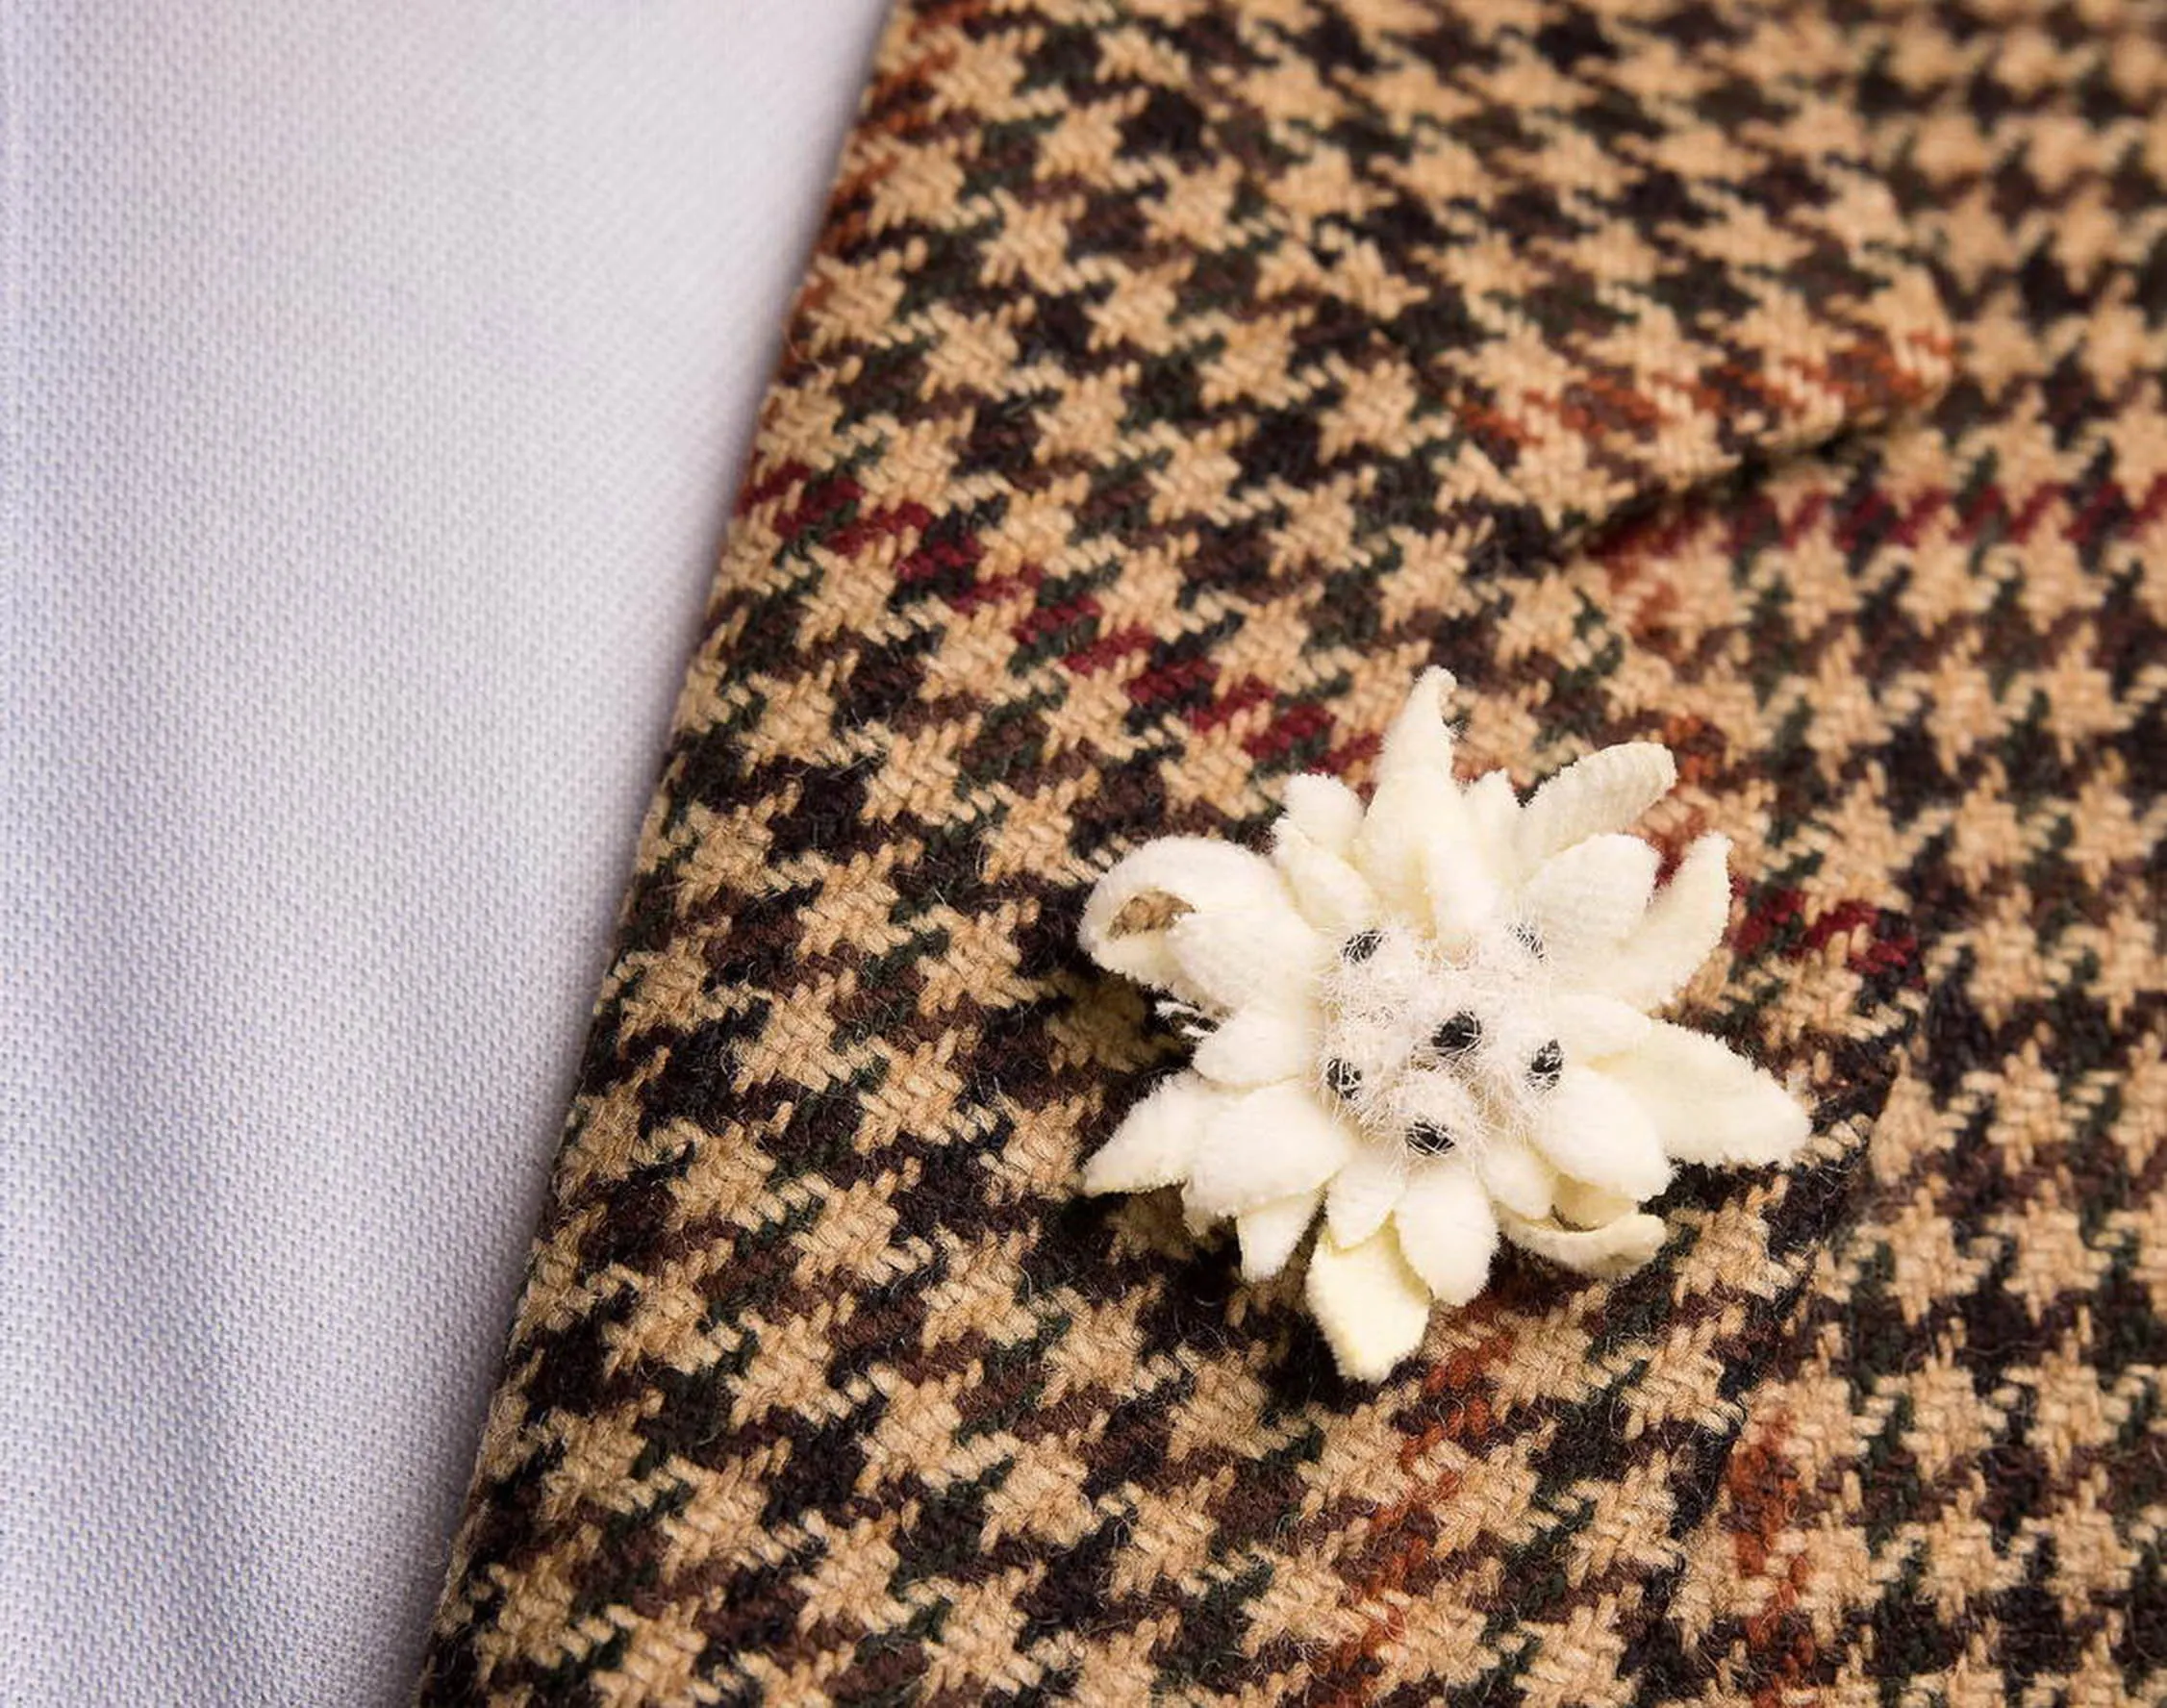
[418, 0, 2165, 1701]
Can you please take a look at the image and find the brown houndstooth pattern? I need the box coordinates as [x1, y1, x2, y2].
[417, 0, 2164, 1701]
[1602, 0, 2167, 1695]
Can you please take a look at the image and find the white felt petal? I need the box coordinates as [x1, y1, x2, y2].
[1598, 833, 1734, 1011]
[1529, 1065, 1673, 1200]
[1079, 838, 1301, 1008]
[1552, 993, 1654, 1059]
[1081, 1072, 1230, 1194]
[1167, 903, 1328, 1017]
[1595, 1020, 1811, 1167]
[1473, 1138, 1555, 1220]
[1499, 1209, 1670, 1278]
[1324, 1139, 1410, 1247]
[1272, 820, 1380, 937]
[1393, 1157, 1499, 1305]
[1376, 666, 1459, 779]
[1519, 834, 1660, 963]
[1514, 743, 1676, 870]
[1550, 1173, 1638, 1231]
[1236, 1190, 1322, 1282]
[1184, 1082, 1357, 1219]
[1438, 770, 1521, 932]
[1280, 772, 1366, 853]
[1304, 1227, 1433, 1382]
[1351, 667, 1469, 918]
[1422, 832, 1503, 954]
[1462, 769, 1522, 863]
[1191, 1003, 1319, 1089]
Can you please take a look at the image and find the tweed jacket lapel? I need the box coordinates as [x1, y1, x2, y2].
[414, 0, 2150, 1698]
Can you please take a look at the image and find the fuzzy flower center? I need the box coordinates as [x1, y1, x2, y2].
[1314, 922, 1564, 1158]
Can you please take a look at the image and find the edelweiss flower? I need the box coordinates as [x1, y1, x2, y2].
[1077, 669, 1810, 1381]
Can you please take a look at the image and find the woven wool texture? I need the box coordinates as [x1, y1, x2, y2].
[420, 0, 2164, 1701]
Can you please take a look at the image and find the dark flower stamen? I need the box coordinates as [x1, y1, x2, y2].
[1526, 1039, 1565, 1090]
[1405, 1120, 1454, 1156]
[1325, 1058, 1363, 1098]
[1342, 928, 1384, 963]
[1430, 1011, 1482, 1055]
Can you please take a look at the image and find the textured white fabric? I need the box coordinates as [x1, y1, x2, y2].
[1, 4, 886, 1701]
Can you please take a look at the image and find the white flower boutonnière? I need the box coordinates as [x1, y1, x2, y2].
[1077, 669, 1811, 1381]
